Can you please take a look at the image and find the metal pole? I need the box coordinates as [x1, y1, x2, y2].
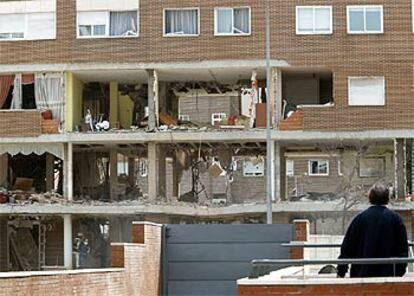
[265, 0, 273, 224]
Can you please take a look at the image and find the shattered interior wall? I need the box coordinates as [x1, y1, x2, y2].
[286, 146, 394, 201]
[45, 218, 63, 266]
[179, 95, 240, 125]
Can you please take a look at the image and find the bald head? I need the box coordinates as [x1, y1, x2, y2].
[369, 183, 390, 205]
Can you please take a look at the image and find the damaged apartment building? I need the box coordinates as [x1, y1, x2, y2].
[0, 0, 413, 271]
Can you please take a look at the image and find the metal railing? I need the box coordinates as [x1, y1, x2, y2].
[249, 241, 414, 278]
[249, 257, 414, 278]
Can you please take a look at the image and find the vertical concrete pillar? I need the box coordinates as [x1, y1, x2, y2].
[395, 139, 407, 200]
[147, 70, 158, 130]
[46, 153, 55, 192]
[274, 142, 281, 202]
[109, 150, 118, 201]
[63, 214, 73, 269]
[0, 154, 8, 187]
[158, 146, 167, 199]
[63, 143, 74, 201]
[109, 81, 119, 127]
[148, 143, 158, 200]
[172, 156, 181, 199]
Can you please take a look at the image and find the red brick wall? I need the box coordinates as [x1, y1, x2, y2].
[0, 111, 42, 137]
[0, 222, 163, 296]
[238, 283, 414, 296]
[290, 220, 309, 260]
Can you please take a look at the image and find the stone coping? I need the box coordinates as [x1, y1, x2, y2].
[238, 267, 414, 286]
[0, 268, 124, 279]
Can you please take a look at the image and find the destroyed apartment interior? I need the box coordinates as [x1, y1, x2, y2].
[0, 67, 413, 272]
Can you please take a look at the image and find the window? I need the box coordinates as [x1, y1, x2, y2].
[359, 157, 385, 178]
[347, 6, 383, 34]
[211, 113, 227, 125]
[77, 10, 138, 38]
[296, 6, 332, 35]
[139, 159, 148, 177]
[215, 7, 250, 35]
[286, 160, 294, 177]
[243, 159, 264, 177]
[164, 8, 199, 36]
[348, 77, 385, 106]
[308, 160, 329, 176]
[0, 12, 55, 41]
[338, 160, 343, 176]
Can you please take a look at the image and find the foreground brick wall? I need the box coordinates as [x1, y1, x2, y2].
[0, 222, 163, 296]
[238, 282, 414, 296]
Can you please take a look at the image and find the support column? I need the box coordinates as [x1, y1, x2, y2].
[148, 143, 158, 200]
[63, 214, 73, 269]
[46, 153, 54, 192]
[109, 81, 119, 127]
[158, 146, 167, 199]
[109, 150, 118, 201]
[274, 142, 282, 202]
[0, 154, 8, 187]
[394, 138, 407, 200]
[63, 143, 73, 201]
[147, 70, 158, 130]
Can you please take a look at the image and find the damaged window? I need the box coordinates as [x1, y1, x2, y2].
[359, 157, 385, 178]
[215, 7, 250, 35]
[243, 158, 264, 177]
[164, 8, 199, 36]
[296, 6, 332, 35]
[308, 160, 329, 176]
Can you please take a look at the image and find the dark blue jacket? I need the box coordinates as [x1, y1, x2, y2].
[337, 205, 408, 278]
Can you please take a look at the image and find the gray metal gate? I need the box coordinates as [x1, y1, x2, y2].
[163, 224, 293, 296]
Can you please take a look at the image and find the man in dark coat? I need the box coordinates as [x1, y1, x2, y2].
[337, 183, 409, 278]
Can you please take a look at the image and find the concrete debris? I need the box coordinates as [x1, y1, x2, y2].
[0, 187, 66, 205]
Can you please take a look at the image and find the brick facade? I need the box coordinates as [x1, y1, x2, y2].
[238, 282, 414, 296]
[0, 1, 412, 132]
[0, 222, 163, 296]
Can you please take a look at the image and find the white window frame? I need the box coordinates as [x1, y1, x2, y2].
[347, 5, 383, 34]
[286, 160, 294, 177]
[163, 8, 200, 37]
[296, 6, 333, 35]
[308, 160, 329, 176]
[76, 10, 139, 39]
[348, 76, 385, 106]
[0, 12, 56, 42]
[214, 7, 251, 36]
[243, 159, 265, 177]
[337, 160, 343, 176]
[211, 113, 227, 125]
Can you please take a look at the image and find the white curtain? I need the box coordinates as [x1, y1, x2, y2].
[110, 11, 137, 36]
[0, 143, 64, 159]
[165, 10, 198, 35]
[216, 9, 232, 33]
[34, 73, 65, 122]
[234, 8, 249, 34]
[10, 74, 22, 109]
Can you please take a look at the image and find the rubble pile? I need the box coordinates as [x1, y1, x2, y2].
[0, 187, 65, 205]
